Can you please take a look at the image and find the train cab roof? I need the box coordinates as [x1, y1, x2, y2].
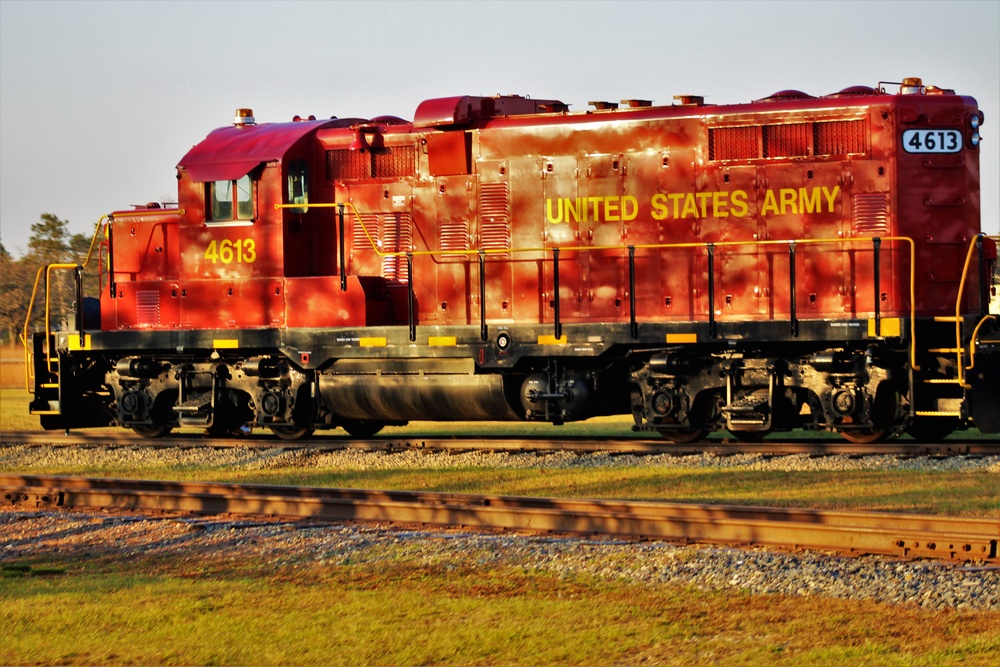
[177, 114, 350, 183]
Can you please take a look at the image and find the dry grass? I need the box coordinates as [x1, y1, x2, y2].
[0, 347, 26, 389]
[2, 555, 998, 666]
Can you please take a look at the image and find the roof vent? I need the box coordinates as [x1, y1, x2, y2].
[234, 108, 255, 126]
[589, 101, 618, 110]
[826, 85, 877, 98]
[621, 99, 652, 108]
[673, 95, 704, 106]
[757, 90, 816, 102]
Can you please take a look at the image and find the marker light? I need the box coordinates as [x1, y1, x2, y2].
[234, 108, 255, 126]
[901, 77, 923, 95]
[970, 115, 981, 130]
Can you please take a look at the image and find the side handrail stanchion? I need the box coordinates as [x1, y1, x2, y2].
[628, 245, 637, 340]
[872, 237, 881, 337]
[406, 252, 415, 342]
[273, 203, 917, 367]
[552, 247, 561, 340]
[707, 243, 716, 339]
[788, 240, 798, 338]
[338, 204, 347, 292]
[479, 251, 487, 342]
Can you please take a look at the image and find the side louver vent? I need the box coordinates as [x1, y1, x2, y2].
[854, 192, 889, 236]
[478, 182, 510, 257]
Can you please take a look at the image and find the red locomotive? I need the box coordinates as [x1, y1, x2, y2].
[26, 77, 999, 442]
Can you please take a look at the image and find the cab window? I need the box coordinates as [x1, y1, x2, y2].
[208, 174, 253, 223]
[287, 160, 309, 213]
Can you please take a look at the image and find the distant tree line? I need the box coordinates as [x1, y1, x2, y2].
[0, 213, 100, 347]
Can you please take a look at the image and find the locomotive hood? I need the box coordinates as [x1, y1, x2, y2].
[178, 117, 346, 182]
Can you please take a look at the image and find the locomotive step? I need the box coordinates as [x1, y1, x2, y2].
[174, 394, 212, 413]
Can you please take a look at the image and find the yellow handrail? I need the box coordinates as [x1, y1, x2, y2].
[954, 234, 996, 385]
[20, 215, 111, 391]
[966, 314, 997, 373]
[276, 202, 919, 370]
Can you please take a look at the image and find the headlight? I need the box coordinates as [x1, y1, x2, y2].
[970, 115, 980, 130]
[970, 132, 981, 147]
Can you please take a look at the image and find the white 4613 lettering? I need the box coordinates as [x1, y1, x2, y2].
[902, 129, 962, 154]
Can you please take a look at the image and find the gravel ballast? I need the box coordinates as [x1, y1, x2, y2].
[2, 444, 997, 611]
[2, 507, 997, 611]
[2, 443, 1000, 473]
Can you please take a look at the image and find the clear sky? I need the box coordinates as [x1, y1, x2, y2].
[1, 0, 997, 256]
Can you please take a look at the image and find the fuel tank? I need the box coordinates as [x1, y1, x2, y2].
[317, 358, 521, 422]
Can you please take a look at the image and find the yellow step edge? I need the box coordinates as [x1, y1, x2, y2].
[927, 348, 963, 354]
[933, 316, 962, 322]
[921, 378, 961, 384]
[915, 411, 963, 417]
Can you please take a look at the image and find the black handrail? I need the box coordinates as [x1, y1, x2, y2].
[75, 265, 84, 348]
[707, 243, 716, 339]
[628, 245, 637, 339]
[107, 217, 116, 299]
[479, 251, 487, 341]
[789, 240, 798, 338]
[872, 237, 881, 336]
[406, 252, 415, 342]
[552, 248, 561, 340]
[338, 204, 347, 292]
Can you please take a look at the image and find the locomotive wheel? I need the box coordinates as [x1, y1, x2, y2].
[131, 425, 172, 438]
[341, 420, 385, 438]
[836, 428, 892, 444]
[905, 417, 960, 443]
[658, 429, 709, 444]
[270, 425, 315, 441]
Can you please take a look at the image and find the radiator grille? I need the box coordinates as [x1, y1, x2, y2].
[815, 120, 867, 156]
[374, 146, 416, 178]
[710, 119, 870, 161]
[326, 146, 417, 180]
[764, 123, 811, 158]
[709, 127, 758, 161]
[853, 192, 889, 236]
[135, 290, 160, 325]
[326, 150, 370, 179]
[478, 182, 510, 256]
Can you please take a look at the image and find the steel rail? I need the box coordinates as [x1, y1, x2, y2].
[1, 431, 998, 456]
[2, 474, 996, 563]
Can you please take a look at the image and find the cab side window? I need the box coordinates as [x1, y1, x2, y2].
[208, 174, 253, 223]
[287, 160, 309, 213]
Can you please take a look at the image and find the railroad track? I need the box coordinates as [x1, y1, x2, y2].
[2, 473, 997, 563]
[2, 431, 998, 456]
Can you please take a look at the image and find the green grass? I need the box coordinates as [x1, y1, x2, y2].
[4, 370, 1000, 665]
[3, 455, 998, 515]
[2, 557, 998, 666]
